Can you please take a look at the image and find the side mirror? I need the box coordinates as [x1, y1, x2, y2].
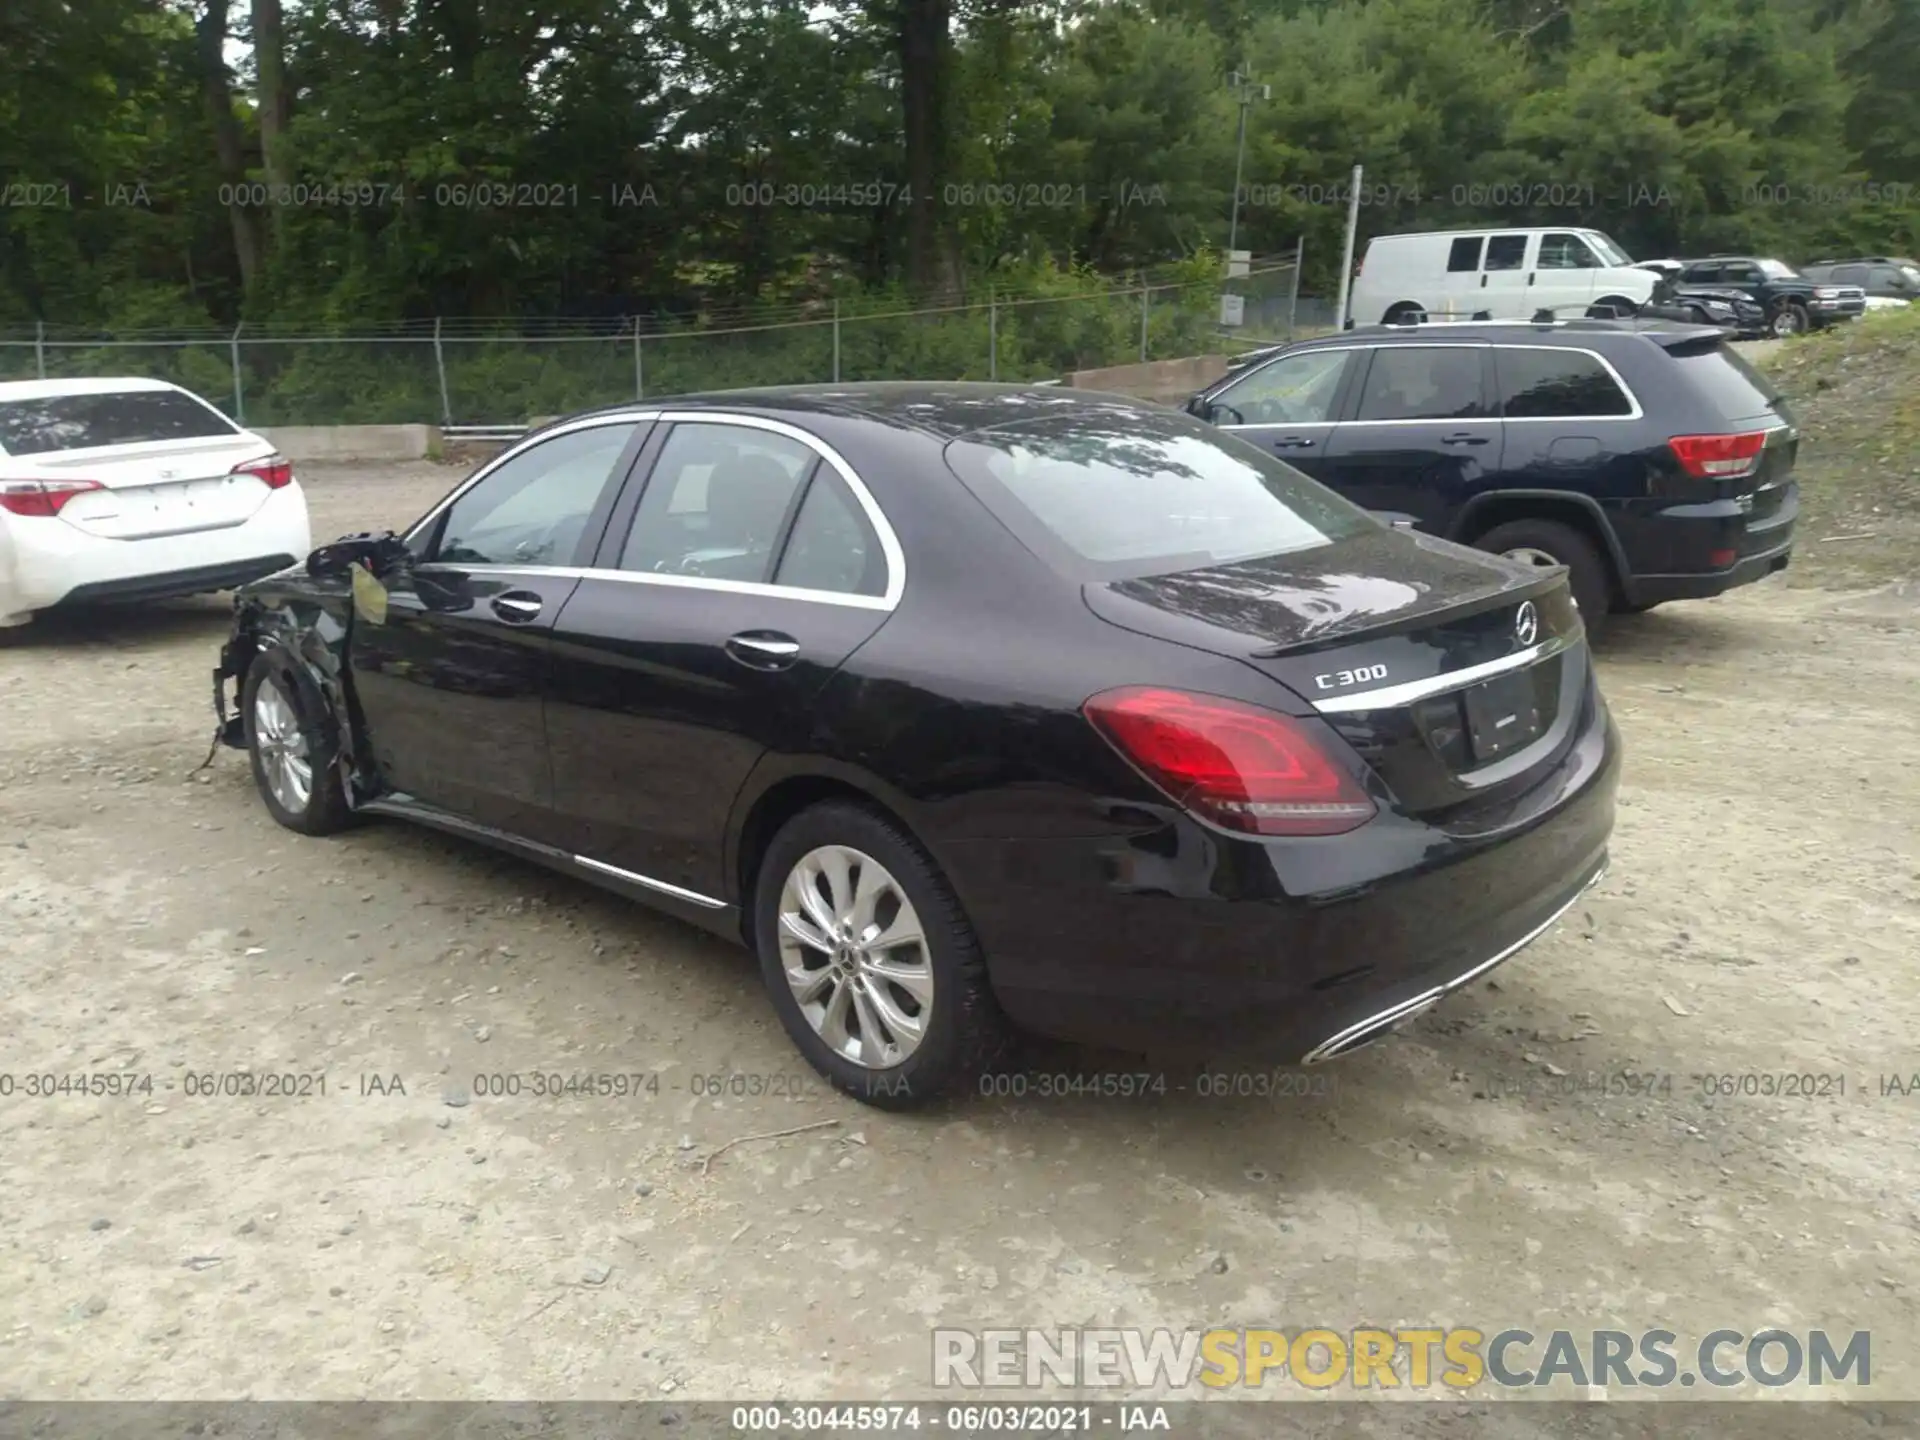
[1186, 395, 1214, 421]
[307, 531, 412, 581]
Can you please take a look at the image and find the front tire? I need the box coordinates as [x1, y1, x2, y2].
[752, 802, 1010, 1109]
[1473, 518, 1612, 639]
[242, 653, 354, 835]
[1768, 300, 1810, 338]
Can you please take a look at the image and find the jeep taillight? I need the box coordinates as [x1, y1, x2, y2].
[1667, 431, 1767, 480]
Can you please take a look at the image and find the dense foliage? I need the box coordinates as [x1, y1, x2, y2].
[1, 0, 1914, 413]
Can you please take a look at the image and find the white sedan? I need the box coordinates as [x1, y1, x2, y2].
[0, 377, 310, 627]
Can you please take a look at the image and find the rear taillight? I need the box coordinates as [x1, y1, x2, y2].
[0, 479, 105, 517]
[1667, 431, 1767, 479]
[233, 454, 294, 489]
[1083, 686, 1377, 837]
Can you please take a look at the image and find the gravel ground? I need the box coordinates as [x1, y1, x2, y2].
[3, 356, 1918, 1410]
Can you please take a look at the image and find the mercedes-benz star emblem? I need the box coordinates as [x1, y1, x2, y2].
[1514, 601, 1540, 647]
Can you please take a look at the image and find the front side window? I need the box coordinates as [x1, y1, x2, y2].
[1537, 233, 1600, 270]
[431, 422, 638, 568]
[1354, 347, 1488, 421]
[1496, 349, 1633, 419]
[1209, 349, 1351, 427]
[942, 411, 1374, 580]
[0, 386, 237, 456]
[1483, 235, 1529, 272]
[618, 423, 815, 582]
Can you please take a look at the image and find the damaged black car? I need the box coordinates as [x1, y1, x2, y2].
[213, 386, 1617, 1107]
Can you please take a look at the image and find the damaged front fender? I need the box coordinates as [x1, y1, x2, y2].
[210, 560, 383, 805]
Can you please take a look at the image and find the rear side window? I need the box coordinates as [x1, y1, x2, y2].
[1833, 265, 1868, 286]
[942, 412, 1375, 580]
[1354, 347, 1488, 421]
[1668, 346, 1784, 423]
[0, 388, 237, 456]
[1483, 235, 1529, 272]
[1496, 349, 1633, 419]
[1446, 237, 1484, 272]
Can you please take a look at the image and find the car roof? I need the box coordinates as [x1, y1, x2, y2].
[1367, 226, 1606, 241]
[551, 381, 1169, 441]
[0, 376, 184, 401]
[1275, 318, 1713, 350]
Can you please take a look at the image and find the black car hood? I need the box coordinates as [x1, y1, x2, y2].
[1083, 525, 1558, 659]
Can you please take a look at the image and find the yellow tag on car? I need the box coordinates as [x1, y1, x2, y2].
[351, 561, 389, 625]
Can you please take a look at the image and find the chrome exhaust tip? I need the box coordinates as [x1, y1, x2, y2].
[1300, 987, 1444, 1066]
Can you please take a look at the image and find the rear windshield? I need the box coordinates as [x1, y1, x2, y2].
[1669, 346, 1784, 422]
[942, 411, 1376, 580]
[0, 388, 238, 456]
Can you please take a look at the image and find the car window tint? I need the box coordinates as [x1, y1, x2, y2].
[1537, 233, 1598, 270]
[0, 388, 237, 456]
[433, 422, 637, 567]
[1355, 347, 1487, 421]
[1483, 235, 1528, 271]
[773, 469, 886, 598]
[942, 411, 1374, 580]
[1446, 236, 1484, 272]
[1497, 349, 1633, 418]
[1669, 346, 1785, 423]
[1210, 349, 1349, 426]
[1834, 265, 1867, 285]
[1683, 263, 1721, 283]
[619, 423, 814, 583]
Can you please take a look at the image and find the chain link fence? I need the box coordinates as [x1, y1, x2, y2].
[0, 260, 1316, 427]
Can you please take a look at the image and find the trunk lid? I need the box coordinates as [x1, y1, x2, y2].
[23, 435, 277, 540]
[1083, 527, 1590, 817]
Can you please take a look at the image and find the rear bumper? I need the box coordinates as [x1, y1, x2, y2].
[1612, 481, 1797, 605]
[946, 690, 1621, 1063]
[0, 483, 309, 617]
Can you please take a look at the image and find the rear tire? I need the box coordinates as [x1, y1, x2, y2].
[1472, 518, 1612, 640]
[1382, 302, 1425, 325]
[752, 801, 1011, 1110]
[242, 652, 354, 836]
[1588, 295, 1638, 319]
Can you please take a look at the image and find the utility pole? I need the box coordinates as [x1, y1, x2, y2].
[1225, 71, 1269, 261]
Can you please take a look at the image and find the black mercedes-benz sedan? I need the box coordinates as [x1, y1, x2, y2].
[212, 383, 1619, 1107]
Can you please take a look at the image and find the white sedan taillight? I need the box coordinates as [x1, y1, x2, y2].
[0, 479, 106, 517]
[232, 454, 294, 488]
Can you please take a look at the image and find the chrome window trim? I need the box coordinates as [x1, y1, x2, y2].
[407, 560, 894, 612]
[403, 408, 906, 611]
[1311, 632, 1574, 714]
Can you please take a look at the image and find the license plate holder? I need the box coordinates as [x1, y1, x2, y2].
[1462, 668, 1545, 763]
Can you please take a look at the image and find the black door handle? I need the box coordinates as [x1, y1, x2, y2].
[725, 629, 801, 670]
[491, 591, 544, 623]
[1479, 275, 1488, 288]
[1274, 436, 1315, 449]
[1440, 432, 1491, 446]
[1527, 272, 1536, 285]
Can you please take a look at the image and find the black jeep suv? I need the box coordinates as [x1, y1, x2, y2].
[1675, 256, 1864, 336]
[1186, 318, 1799, 635]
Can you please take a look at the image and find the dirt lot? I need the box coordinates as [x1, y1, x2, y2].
[3, 336, 1919, 1411]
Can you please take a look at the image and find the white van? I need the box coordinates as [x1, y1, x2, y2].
[1348, 228, 1659, 327]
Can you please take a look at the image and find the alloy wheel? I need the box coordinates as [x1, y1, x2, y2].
[776, 844, 933, 1069]
[253, 680, 313, 813]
